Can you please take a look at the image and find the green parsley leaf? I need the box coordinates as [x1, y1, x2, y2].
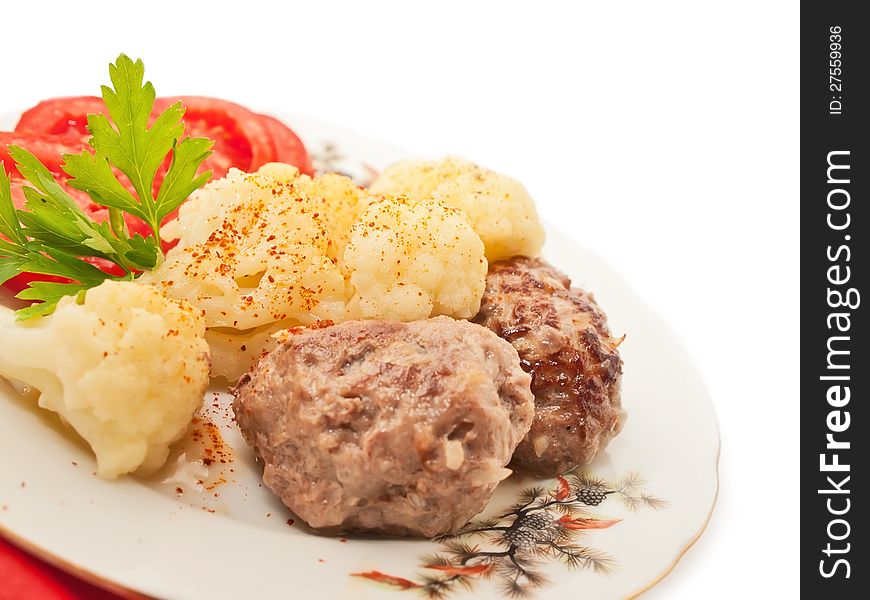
[20, 246, 114, 287]
[0, 237, 26, 259]
[16, 173, 116, 258]
[1, 54, 213, 320]
[0, 255, 27, 286]
[15, 281, 92, 320]
[0, 164, 30, 286]
[0, 165, 25, 245]
[63, 151, 146, 222]
[67, 54, 214, 246]
[124, 234, 160, 269]
[155, 137, 213, 223]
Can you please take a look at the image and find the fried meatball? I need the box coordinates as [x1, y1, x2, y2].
[232, 316, 534, 537]
[473, 257, 625, 476]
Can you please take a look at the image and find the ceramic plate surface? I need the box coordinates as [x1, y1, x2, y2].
[0, 110, 718, 600]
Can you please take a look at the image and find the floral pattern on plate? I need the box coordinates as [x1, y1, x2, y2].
[354, 471, 665, 598]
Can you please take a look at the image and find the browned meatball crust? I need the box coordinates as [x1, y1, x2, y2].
[474, 257, 625, 476]
[232, 316, 534, 537]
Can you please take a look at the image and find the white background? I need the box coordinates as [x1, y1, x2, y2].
[2, 1, 799, 597]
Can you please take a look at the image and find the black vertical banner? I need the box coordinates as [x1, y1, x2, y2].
[802, 3, 868, 597]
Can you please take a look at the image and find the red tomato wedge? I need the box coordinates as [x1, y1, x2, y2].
[15, 96, 313, 175]
[155, 96, 276, 174]
[5, 171, 96, 215]
[258, 113, 313, 175]
[0, 132, 87, 176]
[16, 96, 105, 138]
[1, 272, 70, 296]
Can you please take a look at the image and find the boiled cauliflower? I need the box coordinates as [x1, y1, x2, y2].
[145, 164, 375, 380]
[204, 321, 289, 384]
[162, 163, 369, 266]
[369, 156, 545, 261]
[344, 195, 487, 321]
[0, 281, 209, 478]
[143, 165, 354, 332]
[293, 168, 370, 264]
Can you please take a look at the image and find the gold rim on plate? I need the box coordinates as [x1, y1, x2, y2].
[626, 438, 721, 599]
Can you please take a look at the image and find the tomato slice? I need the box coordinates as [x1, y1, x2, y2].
[15, 96, 105, 138]
[18, 95, 276, 177]
[16, 96, 314, 175]
[5, 171, 93, 213]
[0, 132, 88, 177]
[258, 113, 313, 175]
[2, 272, 69, 296]
[156, 96, 276, 175]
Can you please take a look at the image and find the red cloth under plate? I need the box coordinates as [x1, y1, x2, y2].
[0, 537, 125, 600]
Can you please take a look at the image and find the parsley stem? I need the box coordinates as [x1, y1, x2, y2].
[150, 221, 165, 266]
[108, 207, 129, 240]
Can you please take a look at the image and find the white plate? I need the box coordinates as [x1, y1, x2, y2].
[0, 111, 719, 600]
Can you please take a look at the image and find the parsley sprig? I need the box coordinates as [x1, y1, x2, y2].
[0, 54, 213, 320]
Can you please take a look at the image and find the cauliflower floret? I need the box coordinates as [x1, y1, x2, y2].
[369, 156, 545, 261]
[292, 169, 371, 264]
[143, 166, 351, 332]
[343, 195, 487, 321]
[146, 164, 375, 380]
[204, 321, 290, 384]
[0, 281, 209, 478]
[162, 163, 370, 264]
